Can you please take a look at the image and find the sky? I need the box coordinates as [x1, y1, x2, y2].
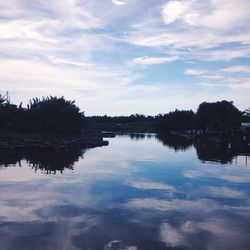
[0, 0, 250, 115]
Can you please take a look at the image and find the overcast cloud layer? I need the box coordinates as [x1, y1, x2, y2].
[0, 0, 249, 115]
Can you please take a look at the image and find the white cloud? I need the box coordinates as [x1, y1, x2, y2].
[220, 66, 250, 74]
[183, 61, 250, 92]
[185, 69, 207, 76]
[133, 56, 179, 65]
[162, 0, 196, 25]
[112, 0, 127, 5]
[201, 48, 250, 61]
[162, 0, 250, 30]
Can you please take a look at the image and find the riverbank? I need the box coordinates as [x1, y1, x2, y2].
[0, 129, 108, 150]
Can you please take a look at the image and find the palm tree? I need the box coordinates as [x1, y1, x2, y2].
[27, 96, 85, 134]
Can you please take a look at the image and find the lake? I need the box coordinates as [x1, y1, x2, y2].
[0, 133, 250, 250]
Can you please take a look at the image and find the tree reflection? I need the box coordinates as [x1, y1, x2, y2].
[156, 133, 244, 164]
[128, 133, 155, 141]
[194, 140, 234, 164]
[129, 133, 146, 140]
[0, 151, 23, 167]
[0, 149, 85, 174]
[156, 133, 193, 152]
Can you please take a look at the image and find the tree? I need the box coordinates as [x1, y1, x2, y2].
[0, 92, 23, 131]
[196, 100, 241, 133]
[242, 107, 250, 122]
[26, 96, 85, 134]
[157, 110, 196, 132]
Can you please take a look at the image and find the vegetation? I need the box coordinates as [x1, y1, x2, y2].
[196, 101, 242, 133]
[156, 110, 196, 132]
[87, 101, 244, 135]
[155, 101, 242, 135]
[242, 107, 250, 122]
[0, 94, 85, 135]
[87, 114, 156, 132]
[0, 92, 247, 138]
[26, 97, 85, 134]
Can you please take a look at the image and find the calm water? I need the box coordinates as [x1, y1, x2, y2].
[0, 134, 250, 250]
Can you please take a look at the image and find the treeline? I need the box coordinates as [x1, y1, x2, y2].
[88, 100, 250, 134]
[0, 94, 85, 134]
[157, 101, 242, 134]
[87, 114, 156, 132]
[1, 92, 249, 135]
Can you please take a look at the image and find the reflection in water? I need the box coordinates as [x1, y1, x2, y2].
[0, 151, 23, 167]
[0, 149, 85, 174]
[129, 133, 146, 141]
[195, 140, 234, 164]
[156, 133, 249, 165]
[0, 134, 250, 250]
[156, 133, 193, 152]
[128, 133, 154, 141]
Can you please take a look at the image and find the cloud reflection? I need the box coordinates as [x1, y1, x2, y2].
[126, 198, 218, 213]
[128, 179, 175, 191]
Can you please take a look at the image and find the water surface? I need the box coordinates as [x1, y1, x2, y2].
[0, 134, 250, 250]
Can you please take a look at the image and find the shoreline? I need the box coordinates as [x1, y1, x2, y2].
[0, 131, 108, 151]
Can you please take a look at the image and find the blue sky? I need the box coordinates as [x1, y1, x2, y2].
[0, 0, 250, 115]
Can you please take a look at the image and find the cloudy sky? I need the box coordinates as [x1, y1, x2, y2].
[0, 0, 250, 115]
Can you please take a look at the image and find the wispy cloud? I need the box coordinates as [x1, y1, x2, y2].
[183, 64, 250, 90]
[185, 69, 207, 76]
[132, 56, 179, 65]
[220, 66, 250, 73]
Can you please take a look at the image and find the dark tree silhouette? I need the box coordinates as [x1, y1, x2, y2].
[0, 92, 24, 132]
[0, 92, 247, 137]
[26, 96, 85, 134]
[156, 110, 196, 132]
[196, 100, 241, 133]
[242, 107, 250, 122]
